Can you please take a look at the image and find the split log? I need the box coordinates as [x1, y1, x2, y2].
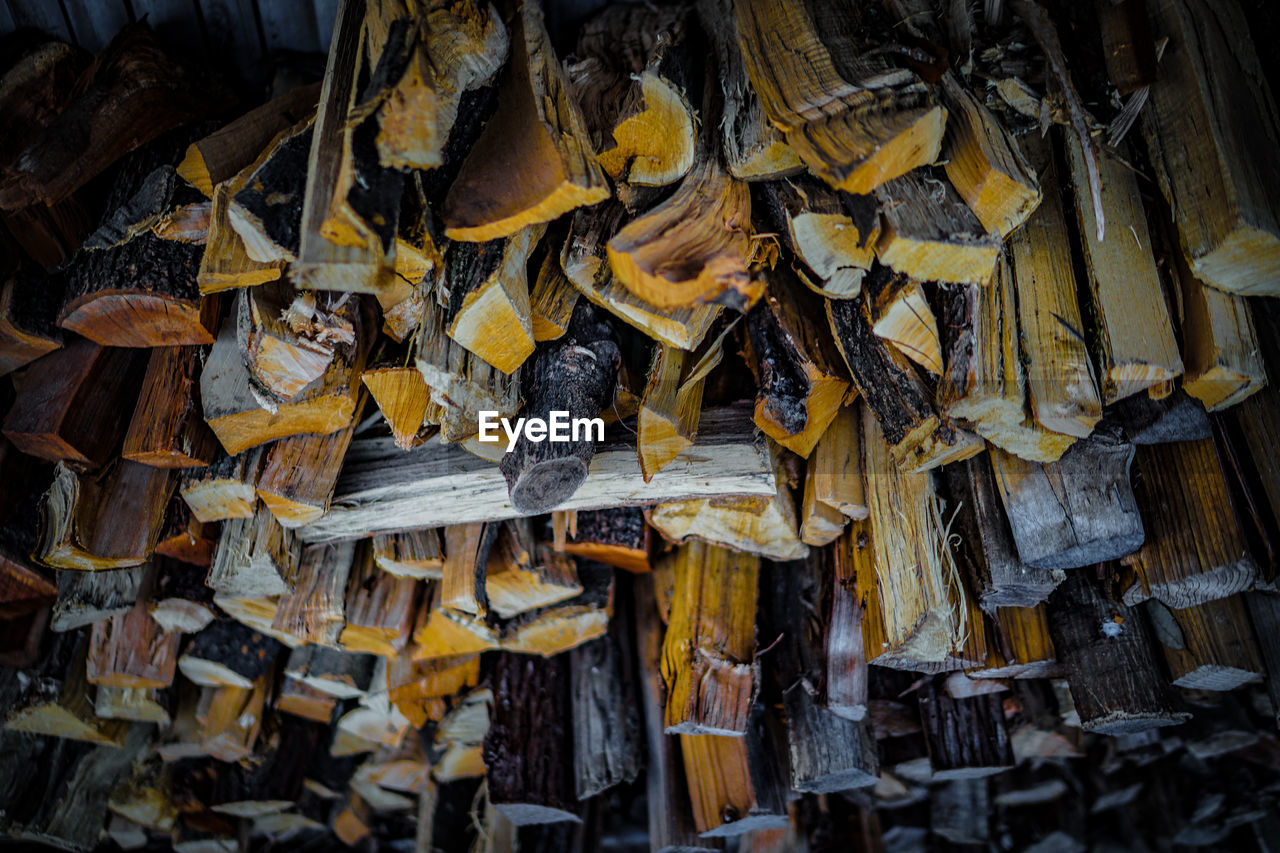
[1147, 596, 1263, 691]
[285, 645, 376, 699]
[679, 707, 789, 837]
[362, 360, 430, 451]
[827, 285, 983, 472]
[1245, 592, 1280, 728]
[498, 562, 615, 656]
[153, 501, 216, 567]
[0, 24, 209, 210]
[930, 779, 989, 845]
[0, 554, 56, 620]
[562, 202, 722, 350]
[568, 5, 697, 198]
[196, 677, 270, 762]
[96, 687, 171, 726]
[432, 687, 492, 781]
[1123, 439, 1257, 608]
[559, 507, 651, 574]
[1008, 132, 1102, 438]
[277, 678, 337, 724]
[339, 547, 421, 656]
[1065, 136, 1182, 403]
[499, 304, 620, 514]
[731, 0, 945, 193]
[4, 630, 127, 745]
[178, 619, 282, 688]
[938, 263, 1076, 463]
[255, 403, 362, 526]
[874, 167, 1000, 286]
[1141, 0, 1280, 295]
[35, 460, 173, 571]
[228, 119, 313, 265]
[762, 558, 878, 793]
[570, 627, 642, 799]
[386, 653, 480, 727]
[372, 528, 443, 580]
[50, 567, 142, 632]
[410, 582, 501, 660]
[483, 523, 582, 619]
[803, 404, 868, 532]
[442, 0, 608, 242]
[484, 653, 581, 825]
[122, 346, 219, 468]
[695, 0, 802, 181]
[86, 570, 181, 689]
[197, 183, 284, 294]
[270, 540, 355, 645]
[744, 270, 850, 457]
[200, 313, 367, 455]
[1047, 570, 1189, 734]
[530, 247, 580, 341]
[758, 177, 879, 299]
[917, 679, 1014, 779]
[944, 456, 1064, 609]
[865, 272, 942, 376]
[826, 526, 869, 722]
[0, 266, 64, 375]
[1110, 389, 1211, 445]
[989, 427, 1144, 570]
[236, 281, 359, 402]
[148, 558, 216, 634]
[206, 507, 300, 599]
[660, 541, 758, 736]
[967, 605, 1059, 679]
[858, 409, 986, 671]
[443, 225, 544, 374]
[2, 339, 146, 467]
[177, 83, 321, 196]
[210, 594, 299, 649]
[178, 448, 264, 523]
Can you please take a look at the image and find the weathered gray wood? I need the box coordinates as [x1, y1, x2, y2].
[931, 778, 990, 845]
[50, 567, 144, 632]
[207, 507, 301, 598]
[990, 426, 1144, 570]
[1108, 388, 1211, 445]
[297, 405, 774, 543]
[570, 630, 641, 800]
[917, 679, 1014, 779]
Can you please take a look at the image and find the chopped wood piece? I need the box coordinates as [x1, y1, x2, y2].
[499, 305, 620, 513]
[866, 270, 942, 376]
[0, 267, 64, 376]
[207, 507, 300, 599]
[237, 281, 358, 402]
[944, 456, 1064, 608]
[50, 567, 142, 632]
[1141, 0, 1280, 295]
[444, 225, 544, 374]
[874, 167, 1000, 286]
[277, 678, 337, 724]
[387, 653, 480, 726]
[804, 404, 868, 523]
[1110, 389, 1211, 445]
[1066, 138, 1182, 403]
[484, 653, 581, 825]
[197, 676, 269, 762]
[967, 605, 1059, 679]
[484, 523, 582, 619]
[179, 448, 264, 523]
[1047, 570, 1189, 734]
[86, 569, 180, 689]
[153, 501, 216, 567]
[285, 645, 376, 698]
[660, 541, 758, 736]
[559, 507, 651, 573]
[256, 405, 361, 526]
[570, 627, 642, 799]
[990, 428, 1144, 570]
[443, 0, 608, 242]
[0, 555, 56, 620]
[178, 83, 321, 197]
[498, 563, 615, 656]
[148, 558, 216, 633]
[759, 177, 879, 299]
[96, 687, 170, 725]
[1148, 596, 1263, 691]
[339, 547, 420, 656]
[858, 411, 986, 671]
[4, 631, 127, 746]
[1008, 133, 1102, 437]
[826, 527, 868, 722]
[271, 541, 355, 645]
[679, 708, 789, 837]
[3, 339, 145, 466]
[827, 286, 983, 472]
[122, 346, 218, 468]
[35, 460, 173, 571]
[198, 183, 283, 294]
[1124, 439, 1257, 608]
[938, 263, 1076, 463]
[530, 248, 581, 341]
[363, 363, 430, 450]
[732, 0, 945, 193]
[228, 119, 313, 265]
[917, 679, 1014, 779]
[201, 313, 367, 455]
[745, 272, 850, 457]
[569, 5, 697, 196]
[372, 529, 443, 580]
[178, 619, 281, 688]
[1245, 592, 1280, 728]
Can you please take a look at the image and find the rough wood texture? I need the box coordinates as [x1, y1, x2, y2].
[967, 604, 1059, 679]
[826, 525, 868, 722]
[0, 267, 64, 376]
[362, 363, 430, 450]
[228, 119, 313, 265]
[271, 541, 355, 646]
[1047, 570, 1189, 734]
[1148, 595, 1263, 691]
[917, 679, 1014, 779]
[559, 508, 651, 574]
[4, 631, 127, 746]
[660, 541, 758, 736]
[179, 448, 264, 523]
[759, 177, 879, 299]
[236, 281, 358, 402]
[637, 341, 719, 482]
[444, 225, 543, 374]
[50, 567, 142, 632]
[874, 167, 1000, 286]
[1245, 592, 1280, 728]
[372, 528, 443, 580]
[338, 546, 420, 656]
[207, 507, 300, 599]
[442, 0, 608, 242]
[122, 346, 219, 468]
[1124, 439, 1257, 608]
[732, 0, 944, 193]
[255, 404, 361, 526]
[179, 619, 281, 689]
[198, 182, 285, 294]
[86, 580, 181, 689]
[804, 403, 867, 523]
[866, 272, 942, 376]
[1141, 0, 1280, 295]
[570, 628, 641, 800]
[678, 706, 789, 837]
[990, 427, 1144, 570]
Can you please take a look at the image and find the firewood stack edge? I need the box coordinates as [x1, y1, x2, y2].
[1, 0, 1280, 849]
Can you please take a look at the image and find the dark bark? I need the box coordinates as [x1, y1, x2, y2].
[1108, 388, 1211, 444]
[180, 619, 282, 687]
[569, 624, 641, 799]
[231, 123, 313, 259]
[917, 679, 1014, 779]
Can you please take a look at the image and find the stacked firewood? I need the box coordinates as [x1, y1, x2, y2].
[1, 0, 1280, 849]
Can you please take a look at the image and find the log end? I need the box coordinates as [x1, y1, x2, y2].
[507, 457, 591, 514]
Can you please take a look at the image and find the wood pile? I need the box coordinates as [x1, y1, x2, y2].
[2, 0, 1280, 850]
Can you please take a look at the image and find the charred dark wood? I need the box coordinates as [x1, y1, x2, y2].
[557, 506, 651, 573]
[177, 619, 282, 689]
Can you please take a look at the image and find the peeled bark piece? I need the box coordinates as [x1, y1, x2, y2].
[35, 461, 173, 571]
[206, 507, 300, 599]
[0, 267, 64, 376]
[1047, 570, 1189, 734]
[660, 541, 759, 736]
[917, 679, 1014, 780]
[990, 428, 1144, 571]
[826, 286, 983, 472]
[744, 270, 851, 457]
[1141, 0, 1280, 295]
[732, 0, 945, 194]
[122, 346, 219, 469]
[484, 653, 582, 826]
[569, 5, 697, 195]
[3, 339, 146, 467]
[874, 167, 1000, 286]
[444, 224, 544, 374]
[178, 619, 281, 689]
[1124, 439, 1257, 608]
[443, 0, 609, 242]
[0, 25, 210, 211]
[758, 177, 879, 299]
[179, 448, 264, 523]
[1149, 596, 1263, 691]
[499, 305, 620, 514]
